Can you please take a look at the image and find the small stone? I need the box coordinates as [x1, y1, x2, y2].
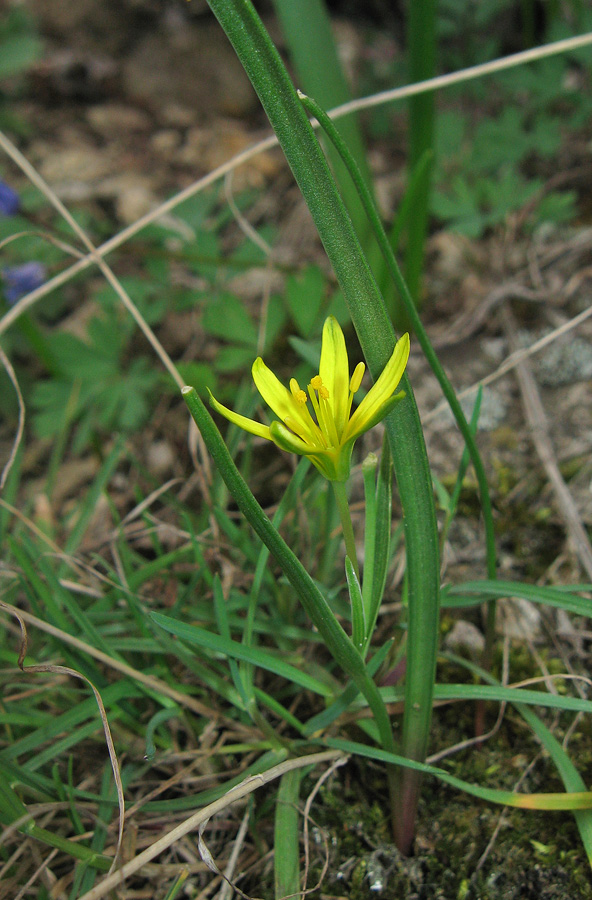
[150, 129, 181, 155]
[498, 597, 542, 641]
[444, 620, 485, 656]
[87, 103, 151, 134]
[35, 144, 115, 195]
[114, 181, 157, 224]
[436, 385, 508, 432]
[147, 441, 175, 476]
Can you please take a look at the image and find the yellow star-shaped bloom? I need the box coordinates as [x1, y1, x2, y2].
[208, 316, 410, 482]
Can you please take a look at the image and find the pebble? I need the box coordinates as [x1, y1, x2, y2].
[444, 620, 485, 656]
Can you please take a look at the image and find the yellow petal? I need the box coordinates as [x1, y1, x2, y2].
[319, 316, 350, 438]
[208, 389, 271, 440]
[253, 357, 320, 444]
[346, 333, 409, 439]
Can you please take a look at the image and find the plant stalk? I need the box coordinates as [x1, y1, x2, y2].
[332, 480, 359, 581]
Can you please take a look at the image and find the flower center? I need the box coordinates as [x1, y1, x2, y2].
[307, 374, 340, 447]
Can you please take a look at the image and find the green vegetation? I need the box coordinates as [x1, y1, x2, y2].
[2, 0, 592, 896]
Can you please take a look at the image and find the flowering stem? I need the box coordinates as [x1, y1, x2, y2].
[361, 454, 378, 620]
[182, 386, 396, 758]
[299, 91, 499, 747]
[332, 481, 359, 582]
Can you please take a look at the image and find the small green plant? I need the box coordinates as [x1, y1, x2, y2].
[432, 81, 580, 237]
[0, 5, 42, 132]
[4, 2, 592, 896]
[178, 0, 592, 868]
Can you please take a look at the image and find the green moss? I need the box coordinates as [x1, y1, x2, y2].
[294, 688, 592, 900]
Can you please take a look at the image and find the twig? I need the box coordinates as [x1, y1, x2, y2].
[500, 306, 592, 581]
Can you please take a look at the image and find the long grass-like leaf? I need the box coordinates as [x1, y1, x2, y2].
[151, 611, 335, 698]
[324, 736, 592, 811]
[442, 580, 592, 616]
[274, 769, 302, 899]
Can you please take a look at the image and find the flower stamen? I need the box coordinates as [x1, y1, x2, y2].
[346, 361, 365, 420]
[290, 377, 308, 406]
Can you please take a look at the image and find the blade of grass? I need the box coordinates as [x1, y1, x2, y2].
[274, 768, 302, 899]
[442, 650, 592, 862]
[272, 0, 382, 278]
[442, 580, 592, 617]
[403, 0, 437, 317]
[324, 736, 592, 811]
[151, 610, 336, 699]
[302, 639, 394, 737]
[363, 436, 394, 657]
[63, 437, 125, 556]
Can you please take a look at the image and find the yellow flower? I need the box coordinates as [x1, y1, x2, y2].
[208, 316, 410, 482]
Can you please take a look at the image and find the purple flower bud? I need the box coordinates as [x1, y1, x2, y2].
[2, 262, 46, 305]
[0, 181, 20, 216]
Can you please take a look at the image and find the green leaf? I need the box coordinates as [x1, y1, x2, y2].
[47, 332, 120, 380]
[0, 33, 42, 78]
[285, 266, 326, 338]
[287, 335, 322, 369]
[150, 611, 334, 698]
[203, 293, 258, 345]
[262, 294, 288, 351]
[216, 344, 256, 373]
[274, 770, 302, 898]
[441, 580, 592, 618]
[431, 175, 484, 237]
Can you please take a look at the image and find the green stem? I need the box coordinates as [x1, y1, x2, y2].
[404, 0, 437, 313]
[361, 453, 378, 619]
[300, 91, 496, 585]
[332, 480, 359, 581]
[182, 386, 395, 758]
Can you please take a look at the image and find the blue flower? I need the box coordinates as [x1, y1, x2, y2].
[0, 181, 20, 216]
[2, 262, 46, 305]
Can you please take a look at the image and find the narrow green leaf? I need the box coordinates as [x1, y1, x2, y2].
[324, 737, 592, 811]
[274, 769, 302, 899]
[150, 611, 333, 698]
[442, 580, 592, 617]
[345, 555, 366, 653]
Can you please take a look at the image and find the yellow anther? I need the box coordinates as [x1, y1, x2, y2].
[350, 362, 365, 394]
[290, 378, 308, 405]
[319, 385, 329, 400]
[310, 375, 323, 390]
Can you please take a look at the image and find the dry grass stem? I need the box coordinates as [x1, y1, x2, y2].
[501, 306, 592, 580]
[76, 751, 345, 900]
